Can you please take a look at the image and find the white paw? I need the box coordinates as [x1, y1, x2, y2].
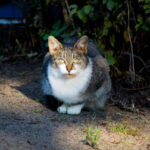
[67, 104, 84, 115]
[57, 104, 67, 114]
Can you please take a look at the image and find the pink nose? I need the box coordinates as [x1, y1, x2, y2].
[66, 65, 72, 72]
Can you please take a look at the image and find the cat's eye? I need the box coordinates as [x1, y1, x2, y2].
[58, 58, 64, 63]
[73, 58, 79, 63]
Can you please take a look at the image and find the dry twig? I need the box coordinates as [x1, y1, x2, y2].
[64, 0, 75, 29]
[122, 52, 150, 73]
[127, 0, 135, 82]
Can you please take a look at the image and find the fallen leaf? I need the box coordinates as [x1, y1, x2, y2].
[147, 144, 150, 150]
[29, 121, 41, 125]
[110, 140, 120, 144]
[13, 117, 24, 121]
[27, 140, 35, 146]
[43, 145, 50, 150]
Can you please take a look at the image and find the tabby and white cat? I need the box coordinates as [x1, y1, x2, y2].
[42, 36, 111, 115]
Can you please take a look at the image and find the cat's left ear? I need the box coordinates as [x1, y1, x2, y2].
[74, 35, 88, 54]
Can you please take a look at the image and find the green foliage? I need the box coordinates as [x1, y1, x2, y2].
[70, 4, 95, 23]
[135, 0, 150, 31]
[43, 20, 68, 47]
[35, 109, 41, 113]
[70, 4, 78, 15]
[10, 0, 148, 81]
[104, 50, 116, 66]
[83, 125, 101, 148]
[106, 0, 115, 11]
[45, 0, 51, 5]
[109, 122, 140, 136]
[20, 72, 26, 77]
[35, 99, 41, 103]
[145, 120, 150, 124]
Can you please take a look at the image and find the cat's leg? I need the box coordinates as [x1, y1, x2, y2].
[57, 104, 68, 114]
[67, 103, 84, 115]
[45, 95, 62, 111]
[96, 94, 110, 109]
[95, 85, 111, 109]
[57, 103, 84, 115]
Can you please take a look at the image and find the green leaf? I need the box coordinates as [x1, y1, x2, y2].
[102, 27, 109, 36]
[50, 24, 68, 37]
[105, 50, 116, 65]
[20, 72, 26, 77]
[35, 109, 41, 113]
[50, 30, 59, 36]
[46, 0, 51, 5]
[97, 41, 105, 51]
[77, 10, 87, 23]
[83, 5, 93, 15]
[70, 4, 78, 9]
[145, 0, 150, 3]
[70, 4, 78, 15]
[45, 42, 48, 48]
[102, 0, 107, 4]
[56, 24, 68, 36]
[144, 4, 150, 13]
[109, 34, 115, 47]
[43, 34, 49, 40]
[71, 8, 77, 15]
[142, 24, 149, 31]
[52, 20, 61, 30]
[106, 50, 113, 57]
[35, 99, 41, 103]
[135, 23, 141, 31]
[107, 0, 115, 11]
[102, 20, 112, 36]
[107, 57, 116, 65]
[137, 15, 143, 23]
[104, 20, 112, 28]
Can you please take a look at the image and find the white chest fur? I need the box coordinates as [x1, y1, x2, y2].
[47, 59, 92, 104]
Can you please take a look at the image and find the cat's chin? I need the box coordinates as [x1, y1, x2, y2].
[65, 73, 77, 78]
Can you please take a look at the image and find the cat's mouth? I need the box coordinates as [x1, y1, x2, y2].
[66, 73, 76, 78]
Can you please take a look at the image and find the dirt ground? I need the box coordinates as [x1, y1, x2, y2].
[0, 59, 150, 150]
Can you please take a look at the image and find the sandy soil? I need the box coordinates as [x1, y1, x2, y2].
[0, 60, 150, 150]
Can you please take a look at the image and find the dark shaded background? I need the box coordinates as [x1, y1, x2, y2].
[0, 0, 150, 100]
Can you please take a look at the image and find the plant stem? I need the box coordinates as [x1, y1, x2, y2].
[127, 0, 135, 82]
[65, 0, 75, 29]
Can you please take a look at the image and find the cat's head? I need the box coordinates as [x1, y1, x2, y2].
[48, 36, 89, 77]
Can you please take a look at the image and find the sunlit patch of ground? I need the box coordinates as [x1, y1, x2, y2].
[0, 60, 150, 150]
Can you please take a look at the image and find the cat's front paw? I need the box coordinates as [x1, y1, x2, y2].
[67, 104, 84, 115]
[57, 104, 67, 114]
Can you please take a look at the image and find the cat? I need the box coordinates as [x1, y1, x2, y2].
[41, 35, 111, 115]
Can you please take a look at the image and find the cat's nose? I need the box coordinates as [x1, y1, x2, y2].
[66, 65, 72, 73]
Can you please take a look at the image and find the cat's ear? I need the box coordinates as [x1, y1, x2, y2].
[74, 35, 88, 54]
[48, 36, 63, 55]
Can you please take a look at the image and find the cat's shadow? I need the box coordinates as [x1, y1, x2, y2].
[10, 79, 63, 111]
[11, 80, 107, 119]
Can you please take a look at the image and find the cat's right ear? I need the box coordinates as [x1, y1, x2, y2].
[48, 36, 63, 55]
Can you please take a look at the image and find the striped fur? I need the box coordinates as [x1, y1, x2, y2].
[41, 36, 111, 114]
